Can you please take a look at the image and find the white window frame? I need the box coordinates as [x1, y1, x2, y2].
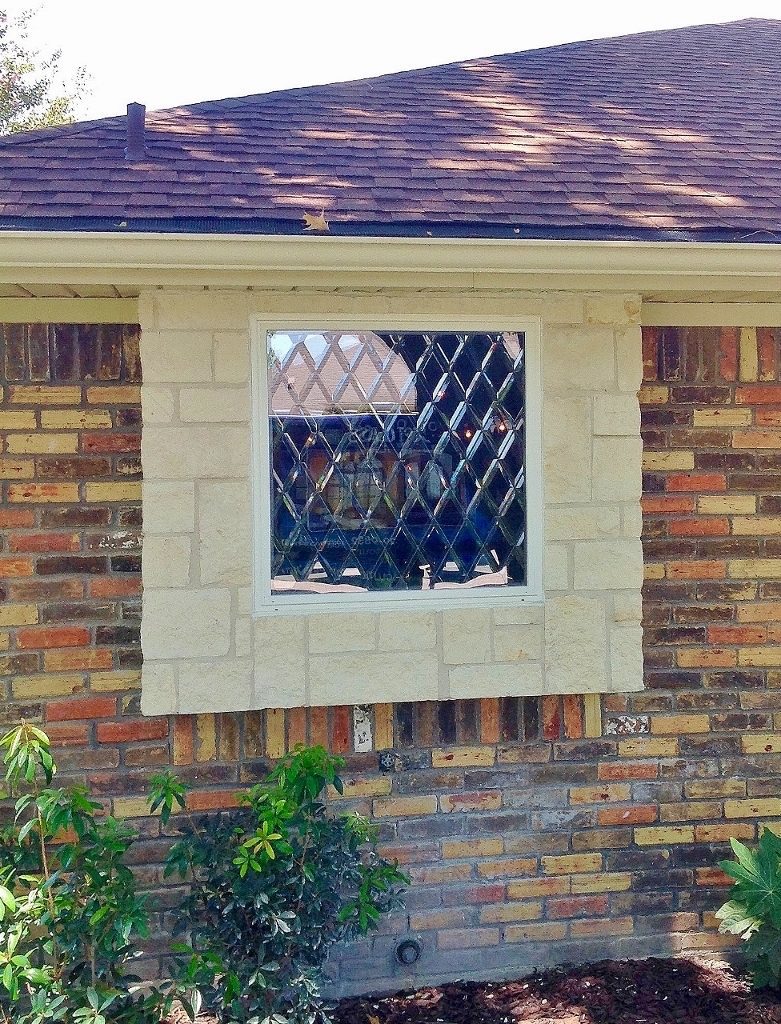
[250, 316, 543, 616]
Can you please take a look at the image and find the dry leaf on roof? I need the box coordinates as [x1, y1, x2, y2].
[303, 209, 330, 232]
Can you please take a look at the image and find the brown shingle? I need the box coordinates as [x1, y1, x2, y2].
[3, 19, 781, 238]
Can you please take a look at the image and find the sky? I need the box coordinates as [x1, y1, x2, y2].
[5, 0, 781, 120]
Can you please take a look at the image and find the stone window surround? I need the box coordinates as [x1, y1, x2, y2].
[139, 288, 645, 715]
[251, 316, 544, 615]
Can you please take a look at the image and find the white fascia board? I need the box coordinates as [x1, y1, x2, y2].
[0, 230, 779, 294]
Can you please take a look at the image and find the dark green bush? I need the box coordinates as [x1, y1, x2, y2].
[166, 745, 408, 1024]
[716, 829, 781, 988]
[0, 722, 182, 1024]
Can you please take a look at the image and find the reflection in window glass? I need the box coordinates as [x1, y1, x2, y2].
[267, 331, 527, 596]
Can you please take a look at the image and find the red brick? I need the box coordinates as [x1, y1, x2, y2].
[0, 557, 34, 578]
[9, 532, 81, 552]
[89, 577, 141, 598]
[18, 626, 90, 649]
[548, 895, 609, 919]
[641, 495, 696, 513]
[46, 722, 89, 747]
[0, 509, 36, 527]
[736, 385, 781, 404]
[707, 625, 767, 645]
[96, 719, 169, 744]
[666, 472, 727, 492]
[46, 696, 117, 721]
[668, 518, 729, 537]
[81, 432, 141, 453]
[598, 805, 658, 826]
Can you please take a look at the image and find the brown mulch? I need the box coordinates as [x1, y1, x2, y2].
[333, 958, 781, 1024]
[165, 957, 781, 1023]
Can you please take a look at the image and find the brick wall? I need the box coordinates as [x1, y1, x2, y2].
[4, 321, 781, 993]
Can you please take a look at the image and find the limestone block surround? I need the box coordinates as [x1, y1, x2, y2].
[139, 289, 644, 714]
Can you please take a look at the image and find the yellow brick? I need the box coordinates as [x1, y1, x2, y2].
[89, 670, 141, 692]
[737, 603, 781, 623]
[693, 408, 753, 428]
[541, 853, 602, 875]
[725, 798, 781, 818]
[742, 733, 781, 754]
[373, 796, 438, 817]
[507, 876, 570, 899]
[650, 714, 710, 735]
[86, 386, 140, 405]
[571, 871, 631, 894]
[733, 517, 781, 536]
[0, 411, 36, 429]
[479, 901, 542, 924]
[11, 674, 85, 699]
[41, 410, 113, 429]
[644, 563, 665, 580]
[0, 632, 8, 651]
[442, 839, 504, 859]
[739, 648, 781, 667]
[114, 797, 157, 818]
[476, 857, 536, 878]
[6, 433, 78, 454]
[195, 713, 217, 762]
[9, 385, 81, 405]
[0, 604, 38, 627]
[8, 483, 79, 503]
[697, 495, 756, 515]
[642, 451, 695, 471]
[729, 559, 781, 578]
[696, 823, 755, 843]
[686, 779, 746, 798]
[505, 922, 568, 943]
[571, 917, 634, 939]
[328, 777, 392, 799]
[619, 738, 679, 757]
[639, 386, 669, 404]
[659, 801, 722, 823]
[85, 482, 142, 502]
[0, 458, 34, 478]
[570, 784, 631, 804]
[583, 694, 602, 737]
[431, 745, 496, 768]
[634, 826, 695, 845]
[739, 327, 759, 382]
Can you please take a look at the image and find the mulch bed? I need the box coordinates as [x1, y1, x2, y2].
[333, 958, 781, 1024]
[166, 957, 781, 1023]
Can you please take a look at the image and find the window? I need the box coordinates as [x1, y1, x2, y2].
[253, 321, 542, 611]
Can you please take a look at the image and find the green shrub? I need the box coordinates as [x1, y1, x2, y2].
[166, 745, 408, 1024]
[0, 722, 182, 1024]
[716, 829, 781, 988]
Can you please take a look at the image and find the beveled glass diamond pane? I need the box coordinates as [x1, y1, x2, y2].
[267, 331, 527, 595]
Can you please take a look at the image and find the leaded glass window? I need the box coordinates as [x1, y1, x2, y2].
[265, 330, 528, 596]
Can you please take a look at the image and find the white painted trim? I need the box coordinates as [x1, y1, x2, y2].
[642, 302, 781, 327]
[2, 230, 781, 294]
[250, 315, 544, 616]
[0, 298, 138, 322]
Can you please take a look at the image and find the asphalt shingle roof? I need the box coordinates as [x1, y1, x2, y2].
[2, 18, 781, 240]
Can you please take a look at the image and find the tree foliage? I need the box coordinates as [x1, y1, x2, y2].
[0, 8, 87, 135]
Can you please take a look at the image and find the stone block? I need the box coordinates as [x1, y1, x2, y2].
[593, 437, 643, 502]
[442, 608, 491, 664]
[544, 543, 570, 590]
[448, 661, 543, 699]
[493, 623, 543, 662]
[141, 386, 175, 424]
[593, 394, 640, 436]
[139, 663, 177, 715]
[143, 588, 231, 659]
[143, 426, 250, 479]
[609, 625, 644, 691]
[544, 397, 591, 502]
[543, 326, 617, 393]
[178, 659, 253, 714]
[377, 611, 437, 651]
[615, 327, 643, 392]
[142, 481, 195, 534]
[545, 595, 607, 693]
[492, 604, 544, 625]
[309, 651, 439, 705]
[308, 612, 378, 653]
[143, 534, 191, 587]
[546, 506, 621, 541]
[179, 387, 250, 423]
[584, 295, 641, 326]
[213, 332, 251, 383]
[573, 540, 643, 591]
[141, 330, 213, 382]
[254, 615, 307, 706]
[198, 480, 252, 585]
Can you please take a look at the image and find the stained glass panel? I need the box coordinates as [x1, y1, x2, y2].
[267, 330, 527, 596]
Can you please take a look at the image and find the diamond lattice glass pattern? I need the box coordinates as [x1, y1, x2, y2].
[267, 330, 527, 595]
